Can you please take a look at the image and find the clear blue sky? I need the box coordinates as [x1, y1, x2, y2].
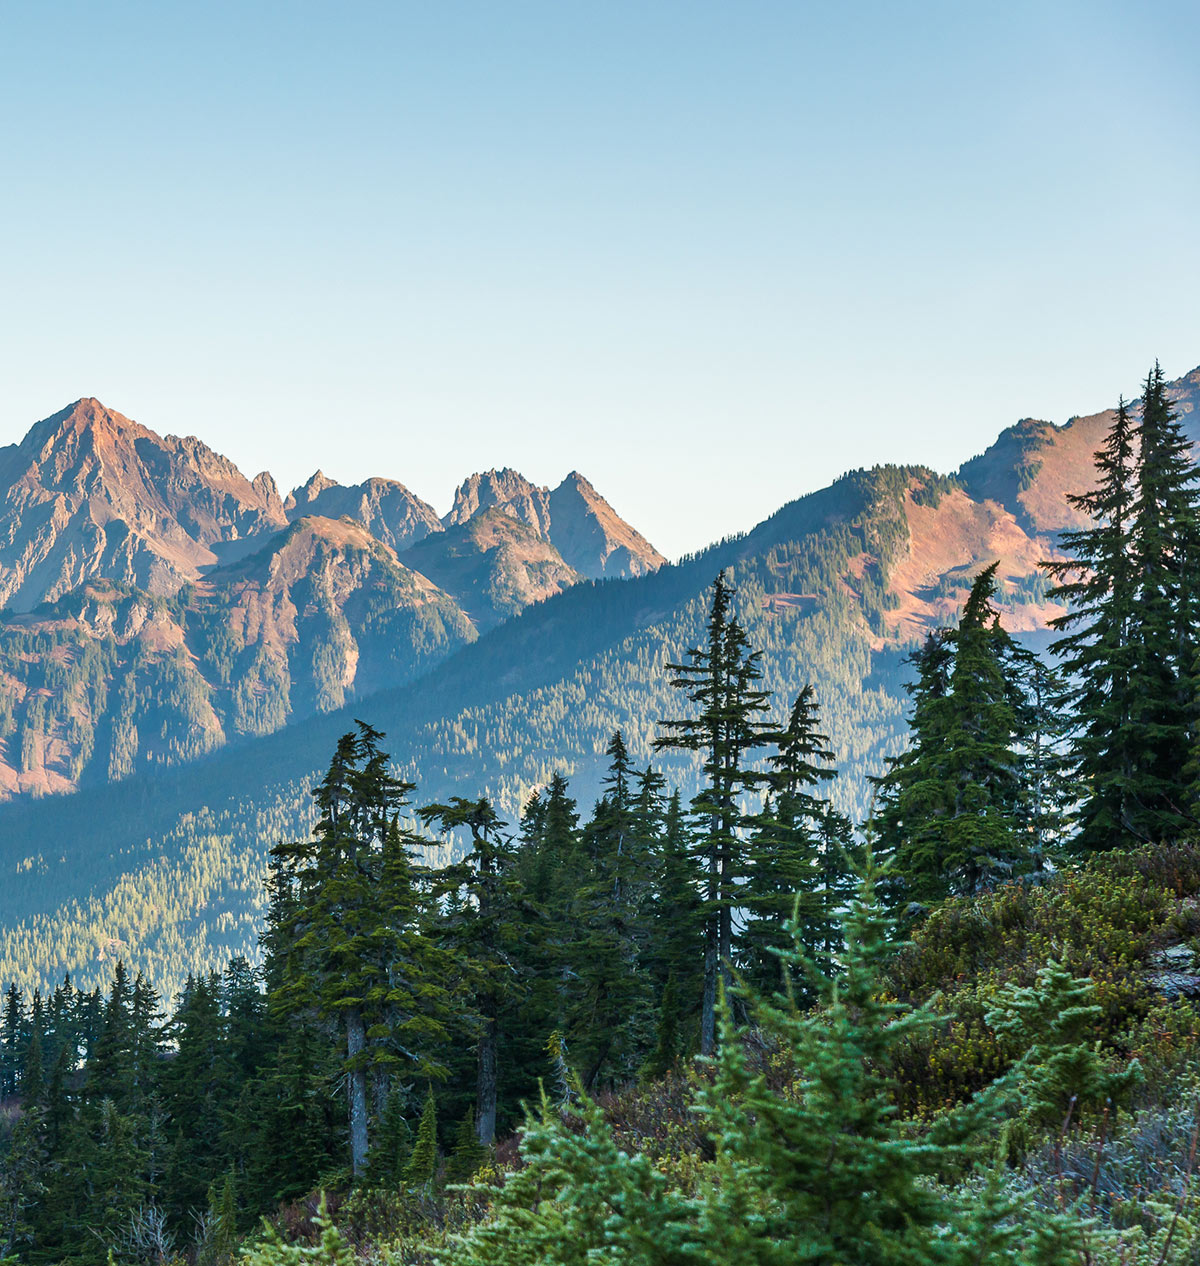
[2, 1, 1198, 558]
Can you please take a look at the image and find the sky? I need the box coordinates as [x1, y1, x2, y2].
[1, 2, 1198, 560]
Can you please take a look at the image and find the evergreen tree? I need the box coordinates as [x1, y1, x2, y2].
[873, 565, 1034, 907]
[655, 573, 771, 1054]
[644, 789, 703, 1067]
[741, 685, 851, 999]
[1128, 363, 1200, 839]
[421, 796, 524, 1146]
[443, 862, 1096, 1266]
[1048, 370, 1200, 848]
[567, 735, 658, 1088]
[269, 723, 455, 1177]
[446, 1107, 489, 1183]
[404, 1087, 439, 1187]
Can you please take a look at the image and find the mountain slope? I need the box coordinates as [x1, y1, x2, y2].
[402, 507, 582, 627]
[0, 399, 287, 611]
[0, 403, 667, 801]
[0, 516, 474, 797]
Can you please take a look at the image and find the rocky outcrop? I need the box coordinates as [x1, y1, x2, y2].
[0, 515, 475, 798]
[957, 365, 1200, 537]
[285, 472, 444, 553]
[444, 469, 554, 537]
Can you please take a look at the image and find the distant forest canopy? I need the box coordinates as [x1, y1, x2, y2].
[0, 366, 1197, 1001]
[4, 363, 1200, 1261]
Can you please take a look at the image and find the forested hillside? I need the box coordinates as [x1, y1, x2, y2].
[0, 367, 1197, 1000]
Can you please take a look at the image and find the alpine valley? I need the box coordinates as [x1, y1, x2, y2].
[1, 368, 1198, 997]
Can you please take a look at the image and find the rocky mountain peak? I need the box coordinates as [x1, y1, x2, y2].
[442, 467, 664, 580]
[0, 399, 287, 611]
[547, 471, 665, 578]
[284, 473, 443, 553]
[285, 469, 340, 512]
[444, 468, 553, 537]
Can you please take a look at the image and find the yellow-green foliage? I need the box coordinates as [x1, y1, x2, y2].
[887, 843, 1200, 1115]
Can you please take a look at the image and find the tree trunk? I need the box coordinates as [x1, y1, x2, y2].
[346, 1007, 369, 1176]
[700, 831, 719, 1055]
[476, 1000, 498, 1146]
[700, 924, 718, 1056]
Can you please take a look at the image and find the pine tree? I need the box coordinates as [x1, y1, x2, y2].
[655, 573, 771, 1054]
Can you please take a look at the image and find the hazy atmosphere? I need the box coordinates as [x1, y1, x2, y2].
[3, 1, 1198, 557]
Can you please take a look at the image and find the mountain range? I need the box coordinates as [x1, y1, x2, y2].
[0, 365, 1197, 997]
[0, 399, 663, 798]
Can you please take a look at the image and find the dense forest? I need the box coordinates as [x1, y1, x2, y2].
[2, 364, 1200, 1262]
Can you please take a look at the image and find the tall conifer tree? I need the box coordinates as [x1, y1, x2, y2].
[655, 574, 771, 1054]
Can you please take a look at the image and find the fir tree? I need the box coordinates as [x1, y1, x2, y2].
[568, 736, 658, 1088]
[421, 795, 524, 1146]
[655, 573, 771, 1054]
[269, 722, 455, 1176]
[741, 685, 850, 999]
[874, 565, 1035, 907]
[1048, 370, 1200, 848]
[644, 789, 703, 1062]
[446, 1107, 489, 1183]
[404, 1087, 439, 1187]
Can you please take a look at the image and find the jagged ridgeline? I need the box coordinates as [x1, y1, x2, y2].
[0, 367, 1198, 999]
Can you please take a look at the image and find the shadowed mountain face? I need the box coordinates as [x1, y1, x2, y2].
[0, 516, 475, 798]
[0, 366, 1198, 997]
[404, 507, 582, 629]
